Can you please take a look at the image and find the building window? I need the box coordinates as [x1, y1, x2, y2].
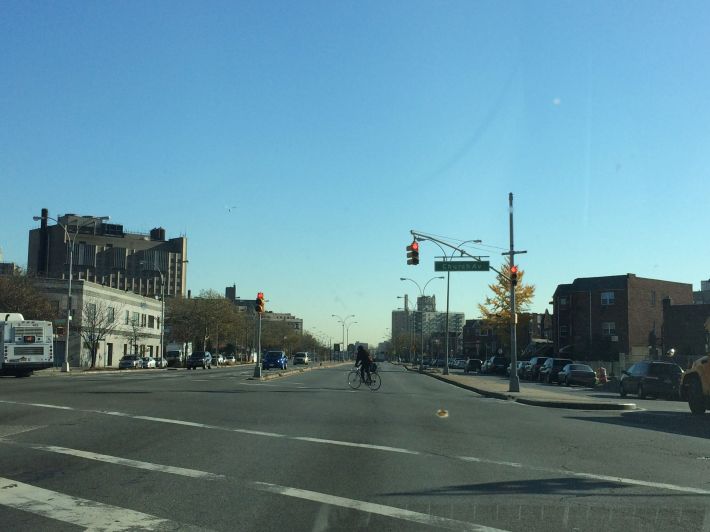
[602, 322, 616, 336]
[148, 315, 155, 328]
[108, 307, 115, 323]
[560, 325, 569, 337]
[559, 296, 568, 306]
[132, 312, 139, 325]
[141, 314, 147, 327]
[601, 291, 615, 305]
[125, 311, 130, 325]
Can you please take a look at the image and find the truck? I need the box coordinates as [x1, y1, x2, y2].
[680, 355, 710, 415]
[0, 313, 54, 377]
[165, 342, 193, 367]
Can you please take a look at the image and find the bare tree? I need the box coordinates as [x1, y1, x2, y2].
[0, 273, 57, 321]
[78, 298, 123, 368]
[125, 315, 145, 357]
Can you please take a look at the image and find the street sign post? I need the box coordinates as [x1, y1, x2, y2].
[434, 260, 489, 272]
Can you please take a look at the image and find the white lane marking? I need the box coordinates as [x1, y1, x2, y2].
[294, 437, 420, 455]
[0, 476, 174, 531]
[0, 440, 223, 480]
[254, 481, 508, 532]
[458, 456, 710, 495]
[2, 399, 707, 496]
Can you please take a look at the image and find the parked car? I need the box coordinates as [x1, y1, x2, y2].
[517, 361, 530, 378]
[619, 361, 684, 399]
[523, 356, 549, 381]
[213, 353, 225, 366]
[187, 351, 212, 370]
[140, 357, 156, 369]
[483, 356, 509, 375]
[539, 358, 574, 384]
[119, 355, 141, 369]
[294, 352, 310, 365]
[262, 350, 288, 370]
[224, 354, 237, 365]
[154, 357, 169, 369]
[558, 363, 597, 387]
[464, 358, 482, 373]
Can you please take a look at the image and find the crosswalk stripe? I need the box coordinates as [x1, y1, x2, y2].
[0, 476, 195, 531]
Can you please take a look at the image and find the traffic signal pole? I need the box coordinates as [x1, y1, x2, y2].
[253, 313, 262, 378]
[502, 193, 526, 393]
[253, 292, 265, 379]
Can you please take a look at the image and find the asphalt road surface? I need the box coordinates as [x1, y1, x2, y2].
[0, 363, 709, 531]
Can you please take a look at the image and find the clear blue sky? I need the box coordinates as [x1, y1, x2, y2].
[2, 1, 709, 346]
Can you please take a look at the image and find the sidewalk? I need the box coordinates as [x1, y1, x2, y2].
[404, 365, 637, 410]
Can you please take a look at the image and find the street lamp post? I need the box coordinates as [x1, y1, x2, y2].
[400, 276, 444, 372]
[34, 214, 110, 371]
[139, 261, 165, 364]
[345, 321, 358, 355]
[331, 314, 354, 361]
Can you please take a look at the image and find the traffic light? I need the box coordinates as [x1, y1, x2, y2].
[406, 241, 420, 265]
[255, 292, 265, 313]
[510, 265, 518, 286]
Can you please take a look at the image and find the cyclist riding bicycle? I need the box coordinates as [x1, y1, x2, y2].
[355, 345, 373, 384]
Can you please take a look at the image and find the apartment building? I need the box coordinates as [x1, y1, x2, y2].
[28, 209, 187, 298]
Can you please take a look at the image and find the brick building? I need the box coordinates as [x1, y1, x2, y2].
[662, 297, 710, 368]
[552, 274, 693, 364]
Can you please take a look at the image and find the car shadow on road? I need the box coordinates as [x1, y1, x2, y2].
[381, 477, 631, 497]
[567, 411, 710, 440]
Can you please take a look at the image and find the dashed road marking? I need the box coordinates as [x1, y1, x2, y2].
[2, 398, 707, 496]
[254, 481, 509, 532]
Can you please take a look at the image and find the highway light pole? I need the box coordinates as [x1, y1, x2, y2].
[400, 276, 444, 372]
[34, 214, 110, 371]
[345, 321, 358, 356]
[332, 314, 354, 361]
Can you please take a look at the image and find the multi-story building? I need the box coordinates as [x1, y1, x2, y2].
[462, 312, 552, 359]
[552, 274, 693, 364]
[28, 209, 187, 299]
[662, 297, 710, 369]
[391, 294, 465, 358]
[224, 285, 302, 331]
[33, 278, 162, 368]
[694, 279, 710, 304]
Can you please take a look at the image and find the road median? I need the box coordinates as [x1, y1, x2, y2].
[404, 365, 636, 410]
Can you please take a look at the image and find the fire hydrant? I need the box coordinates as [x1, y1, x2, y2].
[596, 366, 608, 385]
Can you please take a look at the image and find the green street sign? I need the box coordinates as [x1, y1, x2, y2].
[435, 260, 490, 272]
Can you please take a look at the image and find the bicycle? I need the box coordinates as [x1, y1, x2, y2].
[347, 364, 381, 391]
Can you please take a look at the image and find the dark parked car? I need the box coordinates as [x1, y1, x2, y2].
[262, 350, 288, 370]
[464, 358, 482, 373]
[483, 357, 510, 375]
[186, 351, 212, 370]
[558, 363, 597, 387]
[118, 354, 141, 369]
[523, 356, 549, 381]
[539, 358, 574, 384]
[619, 361, 684, 399]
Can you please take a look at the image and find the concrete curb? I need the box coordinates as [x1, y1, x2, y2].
[404, 365, 637, 411]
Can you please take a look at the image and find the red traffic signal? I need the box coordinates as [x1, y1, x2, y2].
[406, 240, 420, 265]
[255, 292, 265, 313]
[510, 265, 519, 286]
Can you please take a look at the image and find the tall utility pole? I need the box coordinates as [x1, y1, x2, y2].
[503, 193, 526, 392]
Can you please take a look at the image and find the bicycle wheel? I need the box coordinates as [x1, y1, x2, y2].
[367, 372, 381, 391]
[347, 370, 362, 389]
